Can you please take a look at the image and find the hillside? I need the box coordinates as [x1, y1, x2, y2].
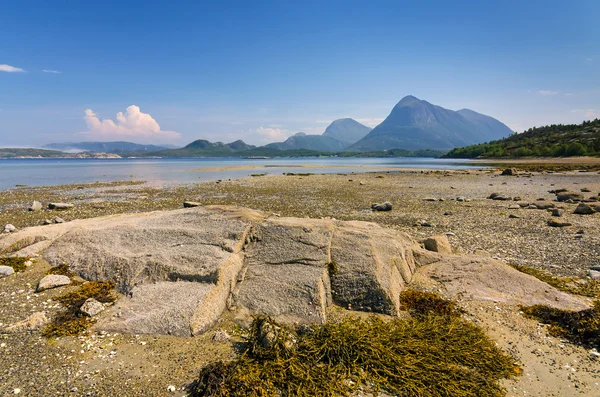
[151, 139, 256, 157]
[44, 141, 174, 153]
[444, 119, 600, 158]
[322, 118, 372, 144]
[0, 148, 121, 158]
[349, 96, 513, 151]
[265, 133, 348, 152]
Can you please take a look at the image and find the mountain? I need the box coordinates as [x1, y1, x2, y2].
[44, 141, 175, 153]
[322, 118, 372, 144]
[445, 118, 600, 158]
[349, 96, 513, 151]
[0, 148, 121, 158]
[265, 133, 348, 152]
[151, 139, 256, 157]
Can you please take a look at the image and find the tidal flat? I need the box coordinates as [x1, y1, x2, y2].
[1, 168, 599, 396]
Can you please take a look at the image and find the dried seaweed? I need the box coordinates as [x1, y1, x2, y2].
[0, 256, 29, 272]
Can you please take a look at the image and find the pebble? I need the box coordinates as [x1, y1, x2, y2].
[4, 224, 16, 233]
[167, 385, 176, 392]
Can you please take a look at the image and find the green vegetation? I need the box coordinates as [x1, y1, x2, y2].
[46, 264, 77, 278]
[42, 281, 118, 337]
[190, 291, 518, 397]
[510, 263, 600, 298]
[445, 119, 600, 158]
[521, 301, 600, 347]
[0, 256, 29, 272]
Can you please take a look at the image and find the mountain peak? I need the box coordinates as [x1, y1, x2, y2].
[322, 118, 372, 144]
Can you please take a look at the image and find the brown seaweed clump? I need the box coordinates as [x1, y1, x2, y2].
[0, 256, 29, 272]
[521, 301, 600, 347]
[42, 281, 118, 337]
[190, 291, 519, 397]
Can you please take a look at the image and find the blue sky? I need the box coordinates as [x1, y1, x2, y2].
[1, 0, 599, 146]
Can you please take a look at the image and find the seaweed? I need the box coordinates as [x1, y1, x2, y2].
[42, 281, 118, 337]
[190, 295, 518, 397]
[399, 289, 462, 318]
[46, 263, 76, 278]
[521, 301, 600, 347]
[0, 256, 29, 272]
[510, 263, 600, 298]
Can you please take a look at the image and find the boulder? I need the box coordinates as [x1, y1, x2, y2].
[80, 298, 105, 317]
[556, 192, 583, 202]
[0, 266, 15, 278]
[4, 312, 49, 332]
[574, 203, 595, 215]
[371, 202, 392, 211]
[423, 235, 452, 254]
[48, 203, 74, 210]
[501, 168, 517, 176]
[36, 274, 71, 292]
[29, 201, 42, 211]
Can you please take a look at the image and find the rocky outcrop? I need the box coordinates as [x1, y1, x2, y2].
[0, 205, 590, 337]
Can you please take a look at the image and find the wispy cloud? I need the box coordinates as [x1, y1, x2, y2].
[571, 108, 600, 119]
[0, 64, 25, 73]
[585, 57, 593, 61]
[538, 90, 559, 96]
[42, 69, 61, 74]
[83, 105, 181, 141]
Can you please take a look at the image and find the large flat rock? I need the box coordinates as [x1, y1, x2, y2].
[0, 205, 589, 336]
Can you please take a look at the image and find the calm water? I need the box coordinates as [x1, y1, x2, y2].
[0, 157, 482, 190]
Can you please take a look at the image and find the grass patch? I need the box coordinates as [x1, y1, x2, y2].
[190, 294, 518, 397]
[42, 281, 118, 337]
[510, 263, 600, 298]
[521, 301, 600, 347]
[0, 256, 29, 272]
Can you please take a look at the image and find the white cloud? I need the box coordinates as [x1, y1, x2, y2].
[585, 57, 593, 61]
[254, 127, 289, 141]
[83, 105, 180, 141]
[538, 90, 559, 96]
[42, 69, 61, 74]
[0, 64, 25, 73]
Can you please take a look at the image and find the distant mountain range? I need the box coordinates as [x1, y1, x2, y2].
[44, 141, 177, 153]
[349, 96, 513, 151]
[32, 96, 515, 158]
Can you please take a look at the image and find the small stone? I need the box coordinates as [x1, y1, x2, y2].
[167, 385, 176, 392]
[37, 274, 71, 292]
[48, 202, 74, 210]
[456, 196, 466, 202]
[443, 211, 453, 216]
[183, 201, 201, 208]
[508, 214, 520, 219]
[371, 202, 392, 211]
[423, 197, 437, 202]
[508, 204, 520, 209]
[547, 218, 572, 228]
[552, 209, 564, 217]
[423, 235, 452, 254]
[54, 217, 65, 224]
[212, 330, 231, 342]
[43, 219, 53, 225]
[556, 192, 583, 202]
[588, 270, 600, 280]
[4, 224, 16, 233]
[13, 389, 21, 395]
[0, 266, 15, 278]
[80, 298, 105, 317]
[29, 201, 42, 211]
[573, 203, 595, 215]
[501, 168, 517, 176]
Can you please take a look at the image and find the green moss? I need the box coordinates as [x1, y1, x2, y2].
[42, 281, 118, 338]
[191, 299, 518, 396]
[521, 301, 600, 347]
[0, 256, 29, 272]
[510, 263, 600, 298]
